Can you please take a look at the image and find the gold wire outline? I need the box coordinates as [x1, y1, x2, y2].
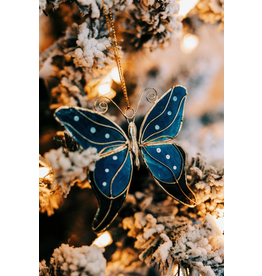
[109, 147, 131, 197]
[92, 198, 113, 232]
[174, 144, 196, 206]
[99, 143, 129, 158]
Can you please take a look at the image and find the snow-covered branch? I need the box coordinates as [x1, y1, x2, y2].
[39, 244, 106, 276]
[123, 212, 224, 276]
[118, 0, 183, 50]
[44, 146, 99, 197]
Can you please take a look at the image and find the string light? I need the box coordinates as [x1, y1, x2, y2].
[96, 72, 116, 98]
[39, 167, 50, 178]
[178, 0, 199, 17]
[213, 209, 224, 233]
[180, 33, 199, 54]
[110, 67, 121, 84]
[92, 231, 113, 247]
[98, 83, 111, 95]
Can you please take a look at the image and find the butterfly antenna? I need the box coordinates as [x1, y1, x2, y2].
[135, 87, 158, 114]
[93, 95, 126, 118]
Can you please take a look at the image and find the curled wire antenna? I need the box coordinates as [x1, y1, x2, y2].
[134, 87, 158, 112]
[93, 87, 158, 121]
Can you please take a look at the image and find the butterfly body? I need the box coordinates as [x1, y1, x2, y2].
[128, 121, 140, 170]
[54, 85, 196, 233]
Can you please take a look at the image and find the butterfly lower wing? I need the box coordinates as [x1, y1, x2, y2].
[93, 146, 133, 199]
[54, 106, 133, 232]
[141, 143, 196, 207]
[89, 172, 129, 233]
[89, 147, 133, 233]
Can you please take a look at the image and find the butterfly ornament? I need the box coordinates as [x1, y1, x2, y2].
[54, 85, 196, 233]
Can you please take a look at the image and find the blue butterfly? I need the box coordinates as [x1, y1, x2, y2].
[54, 85, 196, 233]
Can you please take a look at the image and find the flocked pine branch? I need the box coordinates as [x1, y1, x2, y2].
[187, 153, 224, 219]
[40, 16, 115, 72]
[192, 0, 224, 31]
[40, 0, 183, 53]
[39, 132, 99, 215]
[39, 169, 64, 216]
[39, 0, 133, 18]
[122, 212, 224, 276]
[39, 244, 107, 276]
[40, 17, 120, 107]
[39, 0, 47, 15]
[117, 0, 183, 50]
[72, 17, 113, 69]
[44, 145, 99, 197]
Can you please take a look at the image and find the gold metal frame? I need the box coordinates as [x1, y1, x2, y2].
[55, 85, 197, 233]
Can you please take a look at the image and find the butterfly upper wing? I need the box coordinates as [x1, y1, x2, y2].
[54, 106, 133, 233]
[55, 106, 127, 153]
[139, 85, 187, 144]
[139, 86, 196, 207]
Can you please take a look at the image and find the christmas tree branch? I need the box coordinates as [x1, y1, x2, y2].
[39, 37, 65, 70]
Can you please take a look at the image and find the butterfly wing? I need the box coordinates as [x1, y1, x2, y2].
[55, 106, 133, 232]
[139, 86, 196, 207]
[89, 146, 132, 233]
[55, 106, 128, 153]
[139, 85, 187, 144]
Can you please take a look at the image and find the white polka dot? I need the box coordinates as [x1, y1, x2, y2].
[113, 156, 118, 160]
[105, 168, 109, 173]
[102, 182, 107, 186]
[173, 166, 177, 170]
[166, 155, 170, 159]
[74, 116, 79, 121]
[156, 148, 161, 153]
[155, 125, 160, 130]
[173, 96, 177, 101]
[167, 111, 172, 116]
[90, 127, 96, 133]
[105, 133, 110, 139]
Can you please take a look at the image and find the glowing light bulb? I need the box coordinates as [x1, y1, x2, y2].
[98, 83, 111, 95]
[110, 67, 121, 84]
[180, 33, 199, 54]
[92, 231, 113, 248]
[178, 0, 199, 17]
[213, 209, 224, 233]
[39, 167, 49, 178]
